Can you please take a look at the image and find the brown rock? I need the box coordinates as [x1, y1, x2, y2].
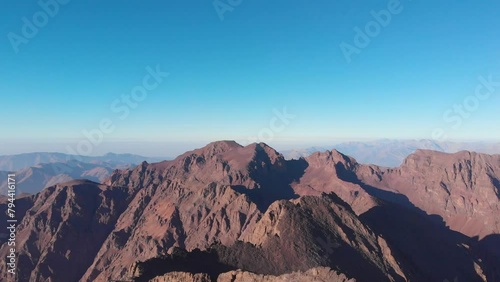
[149, 272, 211, 282]
[357, 150, 500, 238]
[217, 267, 355, 282]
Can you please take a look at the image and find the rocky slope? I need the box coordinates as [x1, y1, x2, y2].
[129, 194, 405, 282]
[1, 141, 498, 282]
[0, 180, 135, 282]
[291, 149, 380, 214]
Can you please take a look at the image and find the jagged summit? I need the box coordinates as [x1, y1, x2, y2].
[195, 140, 243, 155]
[307, 149, 359, 167]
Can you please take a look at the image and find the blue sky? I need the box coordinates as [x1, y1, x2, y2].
[1, 1, 499, 156]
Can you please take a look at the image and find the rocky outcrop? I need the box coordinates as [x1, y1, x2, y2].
[144, 267, 353, 282]
[217, 268, 354, 282]
[148, 272, 211, 282]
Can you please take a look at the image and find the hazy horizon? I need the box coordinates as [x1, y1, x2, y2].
[2, 138, 500, 158]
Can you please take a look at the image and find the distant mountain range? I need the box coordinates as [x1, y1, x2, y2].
[1, 141, 498, 281]
[0, 160, 118, 195]
[0, 153, 164, 195]
[0, 152, 164, 171]
[282, 139, 500, 167]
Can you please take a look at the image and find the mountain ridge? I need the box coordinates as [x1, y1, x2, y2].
[1, 140, 498, 282]
[282, 139, 500, 167]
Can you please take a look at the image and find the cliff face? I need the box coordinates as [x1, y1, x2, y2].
[1, 142, 498, 282]
[295, 148, 500, 238]
[0, 180, 134, 282]
[357, 149, 500, 238]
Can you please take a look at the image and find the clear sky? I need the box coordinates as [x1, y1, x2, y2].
[1, 0, 499, 156]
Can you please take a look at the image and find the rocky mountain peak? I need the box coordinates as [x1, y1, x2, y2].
[306, 149, 358, 169]
[194, 140, 243, 158]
